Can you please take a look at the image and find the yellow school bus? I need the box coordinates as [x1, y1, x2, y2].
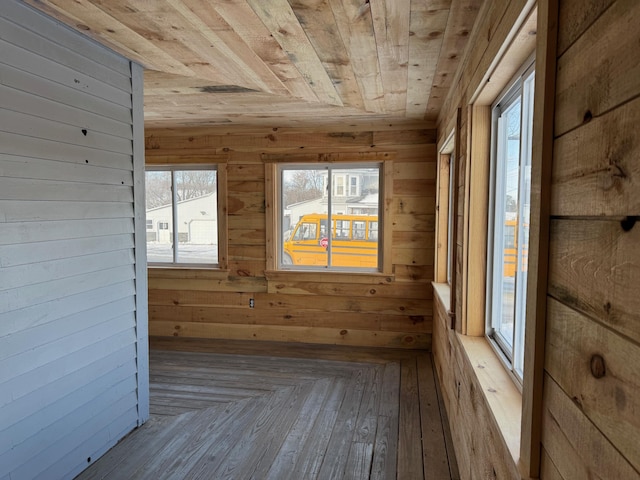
[283, 214, 378, 268]
[502, 219, 528, 277]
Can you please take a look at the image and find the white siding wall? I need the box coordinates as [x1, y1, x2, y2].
[0, 2, 147, 479]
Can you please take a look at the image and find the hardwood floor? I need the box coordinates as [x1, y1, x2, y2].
[76, 338, 458, 480]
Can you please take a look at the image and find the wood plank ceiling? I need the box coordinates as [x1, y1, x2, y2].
[25, 0, 482, 128]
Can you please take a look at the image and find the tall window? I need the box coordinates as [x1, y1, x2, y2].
[487, 64, 534, 381]
[447, 154, 455, 285]
[145, 166, 218, 266]
[279, 164, 381, 271]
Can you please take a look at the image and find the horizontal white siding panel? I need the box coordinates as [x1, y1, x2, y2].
[0, 233, 134, 267]
[0, 297, 136, 364]
[0, 132, 133, 170]
[0, 72, 132, 138]
[1, 1, 129, 76]
[0, 358, 137, 454]
[0, 264, 135, 313]
[0, 281, 135, 339]
[0, 343, 136, 419]
[0, 60, 132, 125]
[37, 404, 139, 480]
[0, 154, 133, 186]
[8, 392, 138, 479]
[0, 177, 133, 202]
[0, 3, 146, 479]
[0, 248, 134, 293]
[0, 200, 133, 223]
[0, 326, 137, 407]
[0, 38, 131, 107]
[0, 218, 133, 246]
[0, 102, 133, 154]
[0, 14, 131, 91]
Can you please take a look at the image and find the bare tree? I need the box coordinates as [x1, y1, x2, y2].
[283, 169, 324, 206]
[146, 170, 217, 209]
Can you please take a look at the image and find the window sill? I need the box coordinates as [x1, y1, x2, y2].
[432, 282, 451, 312]
[458, 334, 522, 464]
[265, 270, 395, 288]
[432, 284, 522, 468]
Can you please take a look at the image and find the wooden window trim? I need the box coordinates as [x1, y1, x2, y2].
[144, 156, 229, 271]
[264, 152, 395, 276]
[447, 3, 553, 478]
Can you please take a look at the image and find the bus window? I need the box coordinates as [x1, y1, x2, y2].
[353, 221, 366, 240]
[333, 220, 351, 239]
[368, 221, 378, 241]
[293, 222, 317, 241]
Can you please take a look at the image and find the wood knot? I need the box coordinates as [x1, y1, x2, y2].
[369, 288, 376, 294]
[590, 354, 606, 379]
[621, 216, 637, 232]
[340, 329, 348, 336]
[583, 110, 593, 123]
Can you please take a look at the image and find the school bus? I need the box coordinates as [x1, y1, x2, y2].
[282, 214, 378, 268]
[502, 219, 528, 277]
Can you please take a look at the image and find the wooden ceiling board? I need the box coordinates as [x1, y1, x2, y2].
[289, 0, 365, 110]
[329, 0, 386, 113]
[24, 0, 483, 128]
[370, 0, 411, 115]
[406, 5, 450, 117]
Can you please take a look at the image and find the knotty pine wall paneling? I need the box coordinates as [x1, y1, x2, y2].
[146, 124, 436, 350]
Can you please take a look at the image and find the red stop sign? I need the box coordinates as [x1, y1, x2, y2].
[319, 237, 328, 248]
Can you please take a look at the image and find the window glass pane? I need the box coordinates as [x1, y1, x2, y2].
[146, 168, 218, 266]
[146, 170, 173, 263]
[282, 168, 328, 267]
[495, 97, 521, 351]
[281, 166, 380, 270]
[174, 170, 218, 264]
[488, 65, 535, 382]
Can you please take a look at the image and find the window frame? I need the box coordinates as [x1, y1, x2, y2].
[264, 153, 394, 277]
[145, 164, 223, 269]
[485, 61, 536, 384]
[276, 162, 383, 273]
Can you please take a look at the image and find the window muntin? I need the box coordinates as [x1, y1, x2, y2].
[487, 65, 534, 381]
[279, 164, 381, 271]
[145, 166, 218, 266]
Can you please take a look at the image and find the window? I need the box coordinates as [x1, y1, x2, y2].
[279, 164, 381, 271]
[487, 64, 535, 381]
[145, 166, 218, 266]
[349, 176, 359, 196]
[435, 131, 455, 288]
[447, 154, 455, 285]
[334, 175, 346, 196]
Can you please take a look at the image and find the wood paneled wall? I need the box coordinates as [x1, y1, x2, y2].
[433, 0, 640, 478]
[145, 124, 436, 349]
[541, 0, 640, 477]
[431, 0, 531, 477]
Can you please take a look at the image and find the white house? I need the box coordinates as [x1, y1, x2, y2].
[146, 192, 218, 245]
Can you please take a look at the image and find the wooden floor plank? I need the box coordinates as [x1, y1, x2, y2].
[77, 339, 455, 480]
[315, 367, 370, 480]
[398, 356, 424, 479]
[417, 353, 451, 478]
[285, 376, 350, 480]
[370, 362, 400, 480]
